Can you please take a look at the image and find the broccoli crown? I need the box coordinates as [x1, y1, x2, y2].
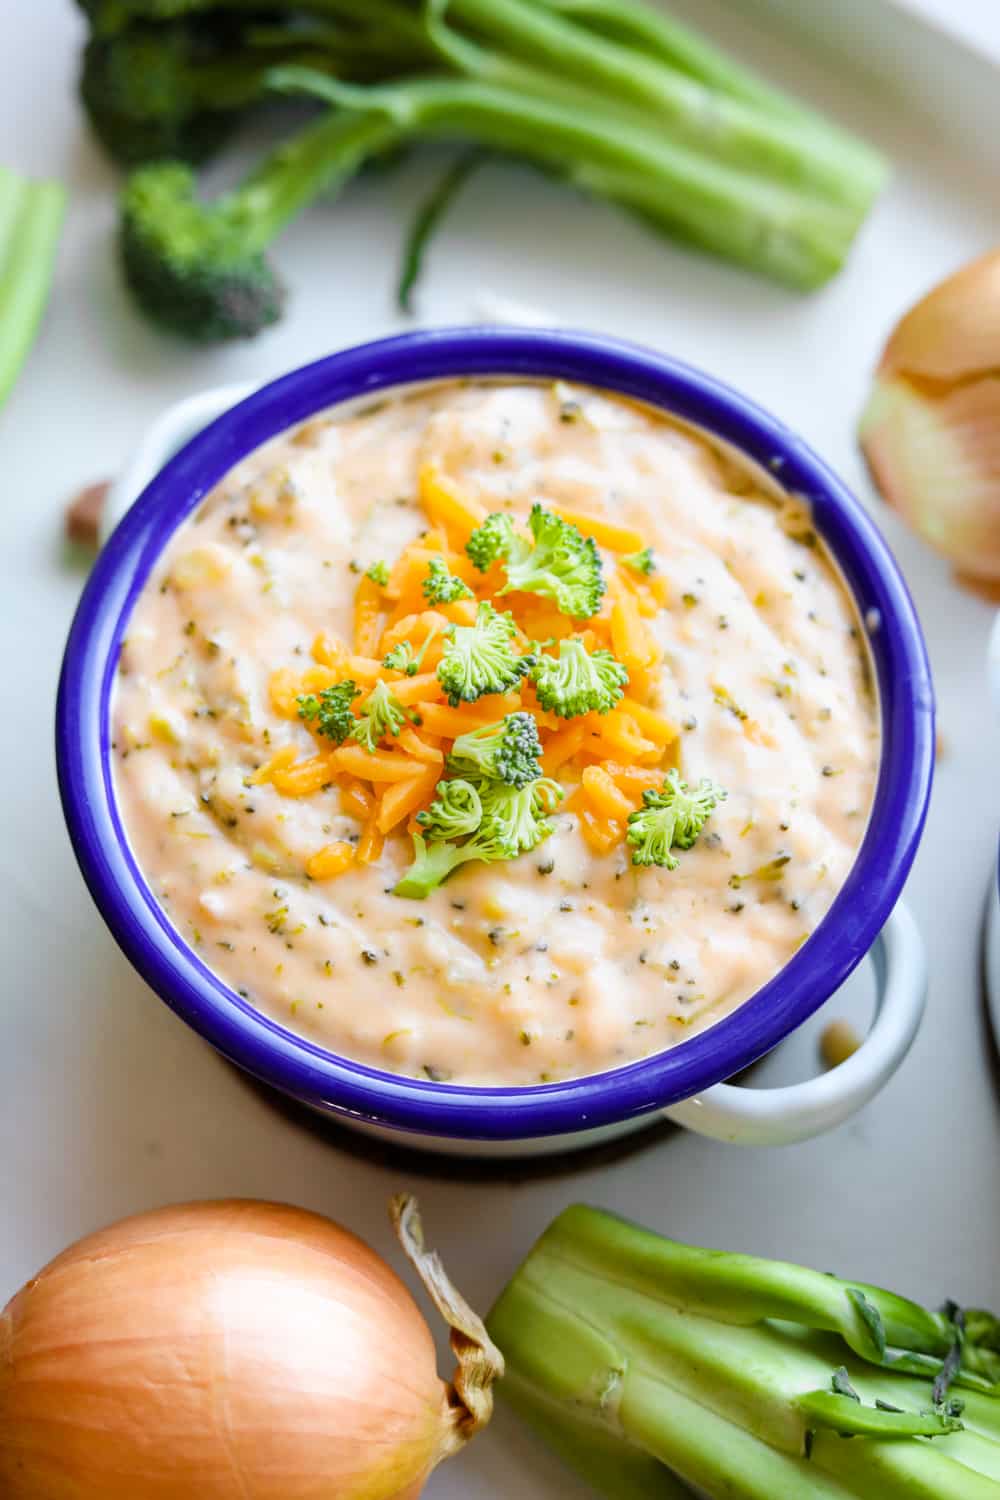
[416, 777, 483, 839]
[626, 770, 727, 868]
[448, 712, 543, 788]
[351, 678, 409, 752]
[119, 163, 285, 342]
[472, 503, 605, 618]
[622, 546, 656, 576]
[80, 23, 249, 167]
[366, 559, 390, 586]
[466, 511, 518, 573]
[422, 555, 473, 604]
[436, 601, 532, 707]
[297, 679, 359, 744]
[395, 774, 562, 899]
[531, 637, 628, 718]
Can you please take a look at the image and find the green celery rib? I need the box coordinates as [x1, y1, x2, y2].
[487, 1206, 1000, 1500]
[272, 69, 874, 289]
[501, 1367, 695, 1499]
[0, 168, 65, 410]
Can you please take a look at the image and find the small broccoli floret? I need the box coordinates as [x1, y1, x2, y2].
[119, 108, 392, 340]
[448, 712, 543, 788]
[436, 601, 532, 707]
[416, 778, 483, 839]
[366, 559, 390, 586]
[531, 638, 628, 718]
[350, 679, 409, 753]
[477, 503, 604, 618]
[297, 680, 359, 744]
[466, 511, 518, 573]
[383, 622, 441, 677]
[422, 555, 474, 604]
[479, 776, 564, 855]
[626, 770, 727, 869]
[622, 546, 656, 575]
[395, 774, 562, 898]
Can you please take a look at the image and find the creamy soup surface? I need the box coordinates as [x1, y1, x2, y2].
[113, 380, 879, 1086]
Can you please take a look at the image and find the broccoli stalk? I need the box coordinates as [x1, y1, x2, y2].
[531, 637, 628, 717]
[119, 107, 399, 340]
[0, 167, 65, 413]
[436, 601, 533, 706]
[350, 678, 410, 751]
[488, 1205, 1000, 1500]
[396, 774, 562, 899]
[465, 503, 604, 618]
[448, 712, 543, 788]
[627, 769, 726, 868]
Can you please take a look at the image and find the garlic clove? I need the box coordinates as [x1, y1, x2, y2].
[860, 370, 1000, 582]
[879, 249, 1000, 382]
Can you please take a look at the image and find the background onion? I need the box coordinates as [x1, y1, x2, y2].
[860, 248, 1000, 586]
[0, 1197, 501, 1500]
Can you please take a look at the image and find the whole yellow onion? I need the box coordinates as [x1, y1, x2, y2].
[859, 248, 1000, 584]
[0, 1198, 501, 1500]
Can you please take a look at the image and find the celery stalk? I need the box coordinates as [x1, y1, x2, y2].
[0, 167, 65, 411]
[487, 1206, 1000, 1500]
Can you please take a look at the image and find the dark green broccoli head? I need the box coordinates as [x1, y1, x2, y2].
[120, 162, 285, 341]
[80, 24, 247, 166]
[448, 711, 543, 788]
[297, 679, 358, 744]
[79, 0, 215, 36]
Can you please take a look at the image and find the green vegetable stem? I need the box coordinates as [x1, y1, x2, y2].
[0, 167, 65, 412]
[487, 1206, 1000, 1499]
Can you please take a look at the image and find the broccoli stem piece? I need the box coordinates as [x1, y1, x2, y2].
[393, 833, 486, 899]
[0, 167, 65, 412]
[435, 0, 886, 211]
[488, 1206, 1000, 1500]
[278, 69, 879, 294]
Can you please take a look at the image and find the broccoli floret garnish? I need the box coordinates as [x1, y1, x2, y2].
[448, 712, 543, 789]
[119, 107, 392, 340]
[531, 638, 628, 718]
[395, 774, 563, 899]
[467, 503, 604, 618]
[626, 770, 727, 869]
[622, 546, 656, 575]
[422, 555, 474, 604]
[466, 511, 518, 573]
[383, 623, 440, 678]
[416, 778, 483, 839]
[350, 679, 410, 753]
[482, 776, 564, 855]
[296, 680, 359, 744]
[436, 601, 532, 707]
[366, 559, 390, 586]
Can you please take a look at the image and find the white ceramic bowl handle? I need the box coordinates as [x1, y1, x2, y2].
[663, 901, 925, 1146]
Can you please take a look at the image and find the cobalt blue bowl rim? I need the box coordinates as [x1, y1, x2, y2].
[56, 326, 934, 1142]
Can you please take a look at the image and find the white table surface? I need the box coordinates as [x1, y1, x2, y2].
[4, 4, 1000, 1496]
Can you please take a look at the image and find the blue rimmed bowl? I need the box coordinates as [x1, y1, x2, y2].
[57, 328, 935, 1156]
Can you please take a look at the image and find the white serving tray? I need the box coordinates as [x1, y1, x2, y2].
[4, 4, 1000, 1499]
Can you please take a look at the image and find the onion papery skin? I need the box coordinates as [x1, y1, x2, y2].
[861, 248, 1000, 582]
[0, 1200, 452, 1500]
[861, 372, 1000, 582]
